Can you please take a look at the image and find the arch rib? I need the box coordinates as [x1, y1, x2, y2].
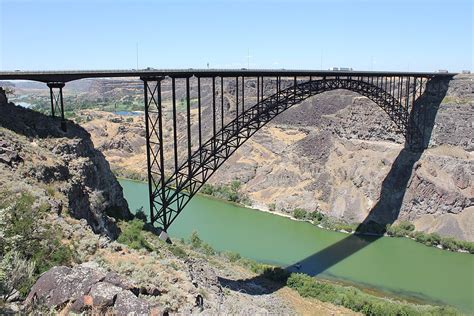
[152, 78, 424, 230]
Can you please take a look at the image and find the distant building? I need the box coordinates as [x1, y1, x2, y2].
[437, 69, 449, 73]
[462, 70, 471, 74]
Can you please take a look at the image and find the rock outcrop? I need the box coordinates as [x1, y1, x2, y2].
[25, 263, 159, 315]
[0, 95, 132, 239]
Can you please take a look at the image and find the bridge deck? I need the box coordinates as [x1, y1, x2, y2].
[0, 69, 456, 83]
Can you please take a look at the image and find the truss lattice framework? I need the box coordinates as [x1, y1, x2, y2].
[47, 82, 67, 131]
[142, 76, 430, 230]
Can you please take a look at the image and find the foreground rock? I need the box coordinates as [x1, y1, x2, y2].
[26, 263, 159, 314]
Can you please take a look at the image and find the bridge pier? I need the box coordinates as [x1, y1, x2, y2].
[141, 76, 168, 232]
[47, 82, 67, 132]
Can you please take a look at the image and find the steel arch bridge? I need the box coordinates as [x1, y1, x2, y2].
[0, 69, 454, 233]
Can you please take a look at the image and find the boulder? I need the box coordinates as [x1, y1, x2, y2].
[114, 290, 150, 316]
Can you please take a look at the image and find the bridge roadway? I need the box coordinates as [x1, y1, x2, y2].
[0, 69, 456, 83]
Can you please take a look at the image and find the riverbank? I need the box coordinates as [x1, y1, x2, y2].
[120, 178, 474, 313]
[119, 220, 462, 315]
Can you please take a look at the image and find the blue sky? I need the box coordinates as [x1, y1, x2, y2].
[0, 0, 472, 71]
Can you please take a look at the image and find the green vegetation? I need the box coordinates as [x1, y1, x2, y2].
[187, 231, 216, 256]
[0, 191, 74, 299]
[117, 219, 154, 251]
[286, 273, 459, 316]
[217, 252, 462, 315]
[292, 208, 307, 219]
[200, 180, 251, 205]
[224, 251, 241, 262]
[168, 244, 188, 259]
[114, 221, 465, 315]
[441, 96, 472, 105]
[289, 207, 473, 253]
[386, 221, 474, 253]
[289, 207, 358, 232]
[268, 203, 276, 212]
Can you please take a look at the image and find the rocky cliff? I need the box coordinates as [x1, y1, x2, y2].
[0, 93, 132, 239]
[71, 74, 473, 241]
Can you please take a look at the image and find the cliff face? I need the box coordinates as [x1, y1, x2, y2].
[0, 96, 132, 239]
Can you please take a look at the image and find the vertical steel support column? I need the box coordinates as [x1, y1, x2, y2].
[142, 79, 154, 224]
[293, 76, 297, 102]
[197, 77, 202, 163]
[212, 77, 216, 151]
[398, 76, 403, 108]
[241, 76, 245, 123]
[47, 82, 66, 131]
[49, 86, 55, 117]
[221, 77, 224, 141]
[276, 76, 279, 103]
[257, 76, 260, 103]
[186, 77, 192, 176]
[172, 78, 179, 188]
[157, 80, 166, 228]
[235, 77, 239, 130]
[141, 76, 165, 228]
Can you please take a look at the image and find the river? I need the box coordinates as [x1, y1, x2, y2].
[120, 179, 474, 313]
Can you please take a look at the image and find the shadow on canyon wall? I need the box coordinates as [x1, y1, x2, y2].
[218, 77, 452, 295]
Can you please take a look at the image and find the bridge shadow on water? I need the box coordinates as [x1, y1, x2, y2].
[218, 78, 450, 295]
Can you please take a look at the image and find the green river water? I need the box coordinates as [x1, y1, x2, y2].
[120, 179, 474, 313]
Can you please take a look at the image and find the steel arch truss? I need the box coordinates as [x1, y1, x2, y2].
[142, 75, 433, 231]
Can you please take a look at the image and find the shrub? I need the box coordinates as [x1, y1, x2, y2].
[200, 184, 214, 195]
[440, 237, 460, 252]
[386, 221, 474, 252]
[308, 211, 324, 222]
[168, 244, 187, 259]
[117, 219, 153, 251]
[189, 231, 202, 249]
[225, 251, 241, 262]
[199, 180, 250, 204]
[0, 191, 74, 299]
[398, 221, 415, 232]
[268, 203, 276, 212]
[134, 207, 148, 222]
[261, 267, 290, 283]
[201, 243, 215, 256]
[0, 251, 35, 299]
[293, 208, 307, 220]
[239, 258, 268, 274]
